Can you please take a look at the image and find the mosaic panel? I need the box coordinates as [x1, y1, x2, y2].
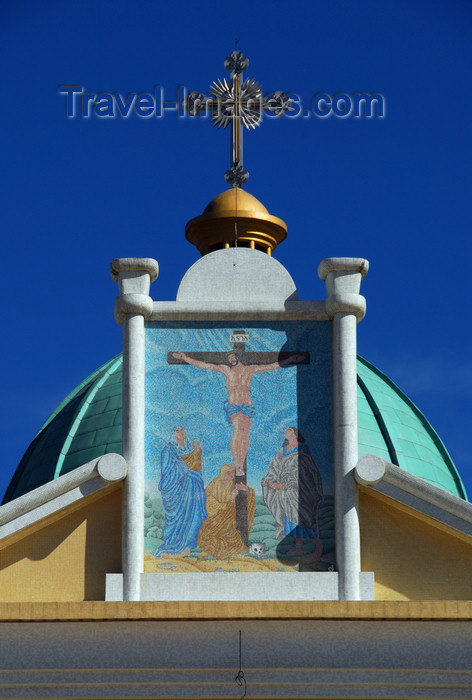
[144, 321, 334, 573]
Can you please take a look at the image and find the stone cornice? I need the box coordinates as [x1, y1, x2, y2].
[355, 454, 472, 538]
[0, 600, 471, 621]
[0, 454, 126, 545]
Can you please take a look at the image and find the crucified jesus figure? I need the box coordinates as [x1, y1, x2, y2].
[172, 350, 305, 476]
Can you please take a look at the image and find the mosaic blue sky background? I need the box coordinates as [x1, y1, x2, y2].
[2, 1, 471, 499]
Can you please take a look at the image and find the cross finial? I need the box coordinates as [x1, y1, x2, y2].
[183, 51, 293, 188]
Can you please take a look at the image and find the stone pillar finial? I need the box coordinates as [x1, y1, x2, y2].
[111, 258, 159, 325]
[111, 257, 158, 602]
[318, 257, 369, 601]
[318, 257, 369, 321]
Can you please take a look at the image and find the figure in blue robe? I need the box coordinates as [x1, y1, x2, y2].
[154, 428, 207, 557]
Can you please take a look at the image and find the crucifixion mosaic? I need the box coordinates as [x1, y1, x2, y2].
[144, 322, 335, 574]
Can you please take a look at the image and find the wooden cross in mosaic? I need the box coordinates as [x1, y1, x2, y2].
[168, 331, 309, 546]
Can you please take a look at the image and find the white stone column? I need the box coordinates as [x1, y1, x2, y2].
[318, 257, 369, 600]
[111, 258, 159, 601]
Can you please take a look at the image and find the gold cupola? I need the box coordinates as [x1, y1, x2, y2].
[185, 188, 287, 256]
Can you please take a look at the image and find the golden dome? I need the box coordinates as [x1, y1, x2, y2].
[185, 188, 287, 256]
[202, 188, 269, 216]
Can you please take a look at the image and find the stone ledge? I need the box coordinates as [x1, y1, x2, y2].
[0, 454, 126, 545]
[0, 600, 471, 622]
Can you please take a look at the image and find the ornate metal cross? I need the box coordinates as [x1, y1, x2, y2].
[184, 51, 292, 188]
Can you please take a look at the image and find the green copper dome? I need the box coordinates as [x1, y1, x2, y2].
[357, 357, 466, 498]
[3, 354, 467, 503]
[4, 355, 123, 502]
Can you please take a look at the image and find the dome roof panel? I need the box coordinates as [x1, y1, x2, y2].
[357, 357, 466, 499]
[61, 446, 108, 474]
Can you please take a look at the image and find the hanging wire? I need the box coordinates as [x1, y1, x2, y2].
[234, 186, 238, 247]
[234, 630, 247, 699]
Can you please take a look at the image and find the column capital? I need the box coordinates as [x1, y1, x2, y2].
[318, 257, 369, 322]
[110, 257, 159, 326]
[318, 257, 369, 281]
[110, 258, 159, 283]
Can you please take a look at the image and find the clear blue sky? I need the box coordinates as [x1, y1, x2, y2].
[2, 0, 471, 499]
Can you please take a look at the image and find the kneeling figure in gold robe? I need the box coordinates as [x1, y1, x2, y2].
[198, 464, 256, 559]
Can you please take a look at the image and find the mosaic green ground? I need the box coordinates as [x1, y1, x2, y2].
[3, 354, 466, 503]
